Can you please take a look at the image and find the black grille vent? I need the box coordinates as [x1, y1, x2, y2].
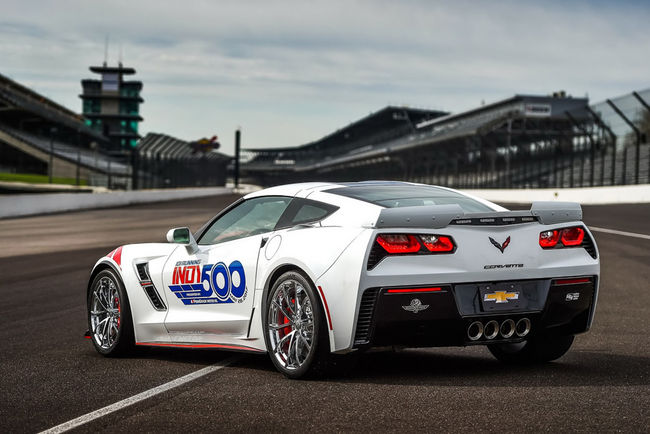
[136, 263, 150, 281]
[354, 288, 380, 346]
[582, 231, 598, 259]
[367, 243, 387, 270]
[143, 284, 166, 310]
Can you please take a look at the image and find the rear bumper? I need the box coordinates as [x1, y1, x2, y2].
[353, 276, 597, 348]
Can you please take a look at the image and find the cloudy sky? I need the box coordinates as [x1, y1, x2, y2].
[2, 0, 649, 154]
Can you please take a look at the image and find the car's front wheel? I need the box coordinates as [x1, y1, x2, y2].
[264, 271, 329, 379]
[87, 269, 134, 356]
[488, 334, 575, 364]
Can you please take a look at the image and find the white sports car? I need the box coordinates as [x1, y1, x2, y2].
[86, 181, 600, 378]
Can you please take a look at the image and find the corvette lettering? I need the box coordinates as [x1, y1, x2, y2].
[484, 264, 524, 269]
[169, 260, 247, 305]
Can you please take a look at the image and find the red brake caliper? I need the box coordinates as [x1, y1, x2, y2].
[115, 297, 121, 328]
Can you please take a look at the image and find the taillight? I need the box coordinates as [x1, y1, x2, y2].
[375, 233, 456, 255]
[560, 227, 584, 246]
[376, 234, 421, 253]
[420, 234, 455, 252]
[540, 226, 586, 249]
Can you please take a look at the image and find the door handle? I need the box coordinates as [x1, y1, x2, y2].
[260, 237, 268, 248]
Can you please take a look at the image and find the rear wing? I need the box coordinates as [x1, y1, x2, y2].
[375, 201, 582, 229]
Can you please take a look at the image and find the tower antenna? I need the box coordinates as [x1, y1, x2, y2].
[119, 42, 123, 67]
[104, 35, 109, 66]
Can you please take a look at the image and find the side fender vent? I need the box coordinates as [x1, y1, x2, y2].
[135, 262, 167, 311]
[143, 284, 167, 311]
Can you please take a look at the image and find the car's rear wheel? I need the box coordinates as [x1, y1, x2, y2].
[88, 269, 134, 356]
[264, 271, 329, 379]
[488, 334, 575, 364]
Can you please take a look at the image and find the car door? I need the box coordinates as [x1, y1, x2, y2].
[162, 196, 291, 338]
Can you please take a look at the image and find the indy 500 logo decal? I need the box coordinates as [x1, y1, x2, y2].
[169, 260, 247, 305]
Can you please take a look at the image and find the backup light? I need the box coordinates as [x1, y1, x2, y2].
[539, 230, 560, 247]
[420, 234, 455, 252]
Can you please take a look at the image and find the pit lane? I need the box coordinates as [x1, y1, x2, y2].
[0, 197, 648, 433]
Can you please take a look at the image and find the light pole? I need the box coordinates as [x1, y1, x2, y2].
[234, 128, 241, 188]
[48, 126, 57, 184]
[76, 130, 81, 186]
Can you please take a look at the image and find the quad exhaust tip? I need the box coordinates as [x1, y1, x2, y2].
[467, 321, 484, 341]
[516, 318, 531, 337]
[483, 320, 500, 340]
[500, 319, 515, 339]
[466, 317, 531, 341]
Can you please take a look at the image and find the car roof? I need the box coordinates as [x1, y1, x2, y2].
[243, 181, 420, 199]
[244, 181, 503, 212]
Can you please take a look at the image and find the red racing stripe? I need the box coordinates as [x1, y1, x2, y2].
[135, 342, 264, 352]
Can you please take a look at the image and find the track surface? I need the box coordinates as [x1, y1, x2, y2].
[0, 197, 648, 433]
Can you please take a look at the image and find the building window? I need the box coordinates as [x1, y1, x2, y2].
[83, 99, 101, 114]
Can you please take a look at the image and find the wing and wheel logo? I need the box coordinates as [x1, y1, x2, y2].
[402, 298, 429, 313]
[489, 236, 511, 253]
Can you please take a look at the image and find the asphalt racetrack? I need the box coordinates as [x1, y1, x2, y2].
[0, 195, 648, 433]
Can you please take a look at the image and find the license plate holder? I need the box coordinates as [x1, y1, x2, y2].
[479, 283, 526, 312]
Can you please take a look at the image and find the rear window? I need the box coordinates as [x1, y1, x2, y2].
[329, 184, 494, 213]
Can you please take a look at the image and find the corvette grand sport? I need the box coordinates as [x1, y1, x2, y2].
[86, 181, 600, 378]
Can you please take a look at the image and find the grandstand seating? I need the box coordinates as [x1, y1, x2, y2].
[0, 124, 129, 175]
[242, 91, 650, 188]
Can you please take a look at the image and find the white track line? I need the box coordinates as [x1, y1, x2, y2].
[40, 357, 237, 434]
[589, 226, 650, 240]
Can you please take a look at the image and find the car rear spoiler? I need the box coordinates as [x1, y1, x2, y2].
[375, 201, 582, 229]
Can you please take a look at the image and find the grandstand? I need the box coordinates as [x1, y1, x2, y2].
[241, 106, 447, 185]
[1, 73, 231, 190]
[241, 90, 650, 188]
[136, 133, 230, 189]
[0, 72, 130, 188]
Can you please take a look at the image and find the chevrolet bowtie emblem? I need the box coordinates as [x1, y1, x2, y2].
[484, 290, 519, 303]
[402, 298, 429, 313]
[489, 236, 511, 253]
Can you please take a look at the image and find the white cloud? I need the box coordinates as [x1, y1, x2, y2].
[1, 0, 649, 154]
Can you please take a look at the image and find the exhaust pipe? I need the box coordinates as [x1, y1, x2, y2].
[467, 321, 484, 341]
[516, 318, 531, 337]
[484, 320, 499, 340]
[500, 319, 515, 338]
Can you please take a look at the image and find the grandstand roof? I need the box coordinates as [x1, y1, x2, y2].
[416, 94, 588, 129]
[138, 133, 230, 161]
[245, 106, 448, 153]
[0, 72, 108, 142]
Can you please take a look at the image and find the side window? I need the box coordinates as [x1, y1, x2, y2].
[292, 203, 332, 225]
[199, 196, 291, 245]
[276, 198, 339, 229]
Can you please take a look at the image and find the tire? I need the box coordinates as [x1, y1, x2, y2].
[488, 334, 575, 364]
[263, 270, 330, 379]
[87, 268, 134, 356]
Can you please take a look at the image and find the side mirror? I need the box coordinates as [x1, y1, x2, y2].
[166, 227, 199, 254]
